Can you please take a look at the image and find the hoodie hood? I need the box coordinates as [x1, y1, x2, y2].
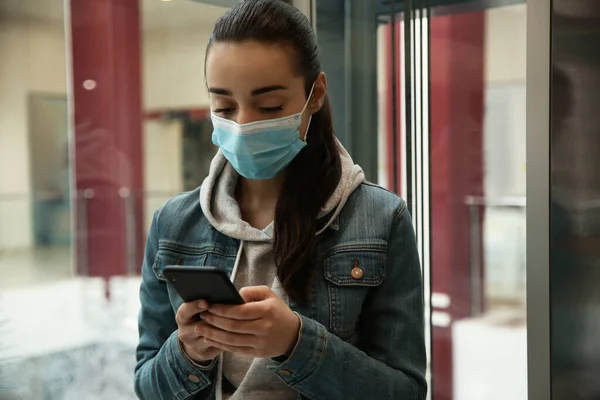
[199, 138, 365, 240]
[315, 141, 365, 234]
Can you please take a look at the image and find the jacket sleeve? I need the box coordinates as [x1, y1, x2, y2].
[268, 202, 427, 399]
[134, 209, 219, 400]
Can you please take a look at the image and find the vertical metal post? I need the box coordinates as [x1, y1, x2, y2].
[344, 0, 379, 182]
[390, 1, 398, 194]
[467, 202, 483, 316]
[119, 188, 137, 276]
[526, 0, 551, 397]
[78, 189, 94, 277]
[404, 0, 414, 216]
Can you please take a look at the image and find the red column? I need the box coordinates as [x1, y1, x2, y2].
[70, 0, 145, 277]
[429, 11, 485, 400]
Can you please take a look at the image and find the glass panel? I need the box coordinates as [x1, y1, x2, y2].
[0, 0, 229, 398]
[317, 0, 380, 182]
[0, 4, 72, 287]
[427, 3, 528, 400]
[375, 2, 528, 397]
[551, 1, 600, 398]
[0, 3, 75, 397]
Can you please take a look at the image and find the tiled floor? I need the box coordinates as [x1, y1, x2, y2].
[0, 246, 141, 360]
[0, 272, 142, 399]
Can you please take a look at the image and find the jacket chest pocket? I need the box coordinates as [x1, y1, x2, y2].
[324, 243, 387, 339]
[152, 241, 238, 282]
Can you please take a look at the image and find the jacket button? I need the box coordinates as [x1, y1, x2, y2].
[279, 369, 293, 376]
[188, 374, 201, 383]
[351, 267, 363, 280]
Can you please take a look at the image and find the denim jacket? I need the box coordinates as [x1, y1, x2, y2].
[134, 182, 427, 400]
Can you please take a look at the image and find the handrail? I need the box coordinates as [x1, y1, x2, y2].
[0, 190, 180, 201]
[465, 196, 526, 208]
[0, 188, 181, 276]
[465, 195, 526, 317]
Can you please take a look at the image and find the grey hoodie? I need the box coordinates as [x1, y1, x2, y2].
[199, 140, 364, 400]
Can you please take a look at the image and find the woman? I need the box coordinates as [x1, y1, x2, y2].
[134, 1, 426, 399]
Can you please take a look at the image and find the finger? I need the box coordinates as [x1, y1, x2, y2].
[184, 337, 223, 361]
[178, 326, 202, 343]
[209, 299, 274, 320]
[176, 300, 210, 325]
[197, 323, 256, 347]
[200, 312, 264, 335]
[204, 339, 255, 357]
[179, 321, 218, 345]
[239, 285, 275, 303]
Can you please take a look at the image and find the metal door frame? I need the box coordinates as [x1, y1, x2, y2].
[526, 0, 552, 399]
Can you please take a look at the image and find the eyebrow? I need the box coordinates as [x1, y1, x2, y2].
[207, 85, 288, 97]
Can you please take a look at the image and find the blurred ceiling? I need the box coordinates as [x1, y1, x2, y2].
[0, 0, 229, 31]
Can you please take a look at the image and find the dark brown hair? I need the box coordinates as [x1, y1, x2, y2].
[206, 0, 342, 304]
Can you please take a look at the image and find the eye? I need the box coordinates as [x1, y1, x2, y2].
[259, 106, 284, 113]
[214, 107, 235, 115]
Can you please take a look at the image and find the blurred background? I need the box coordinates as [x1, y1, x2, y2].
[0, 0, 598, 399]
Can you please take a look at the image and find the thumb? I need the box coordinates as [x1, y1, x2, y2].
[239, 285, 275, 303]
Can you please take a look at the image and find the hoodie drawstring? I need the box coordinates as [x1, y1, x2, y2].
[215, 240, 245, 400]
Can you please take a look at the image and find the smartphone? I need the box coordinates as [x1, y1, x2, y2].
[163, 265, 244, 305]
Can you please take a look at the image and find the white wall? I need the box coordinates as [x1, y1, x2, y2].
[0, 18, 214, 249]
[485, 4, 527, 84]
[483, 4, 527, 200]
[0, 21, 67, 248]
[142, 25, 213, 231]
[141, 26, 214, 232]
[143, 119, 184, 232]
[143, 26, 212, 110]
[482, 5, 527, 305]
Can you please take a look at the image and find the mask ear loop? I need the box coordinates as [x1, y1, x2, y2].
[302, 82, 317, 143]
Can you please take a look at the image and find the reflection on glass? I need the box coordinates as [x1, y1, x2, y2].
[372, 2, 528, 398]
[0, 0, 227, 398]
[428, 4, 527, 400]
[551, 2, 600, 398]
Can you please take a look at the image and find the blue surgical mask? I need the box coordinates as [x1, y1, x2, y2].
[211, 85, 314, 180]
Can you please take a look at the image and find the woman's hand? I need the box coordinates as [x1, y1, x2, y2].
[197, 286, 301, 358]
[176, 300, 224, 363]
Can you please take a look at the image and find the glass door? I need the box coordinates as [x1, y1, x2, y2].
[0, 0, 232, 398]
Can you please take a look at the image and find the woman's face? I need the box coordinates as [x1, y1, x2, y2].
[205, 41, 326, 140]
